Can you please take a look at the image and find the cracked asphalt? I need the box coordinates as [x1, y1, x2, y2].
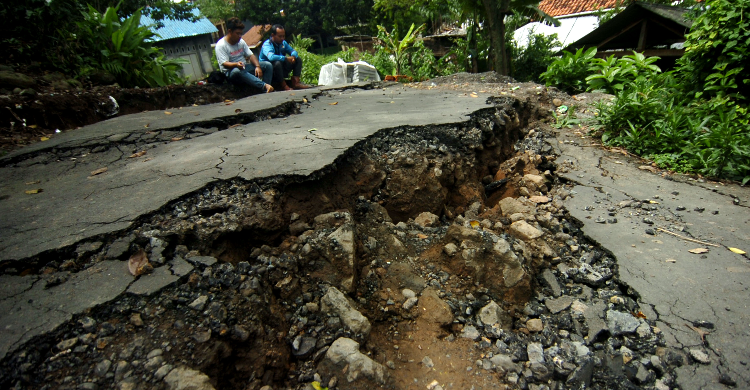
[1, 82, 748, 389]
[556, 130, 750, 389]
[0, 83, 493, 361]
[0, 84, 490, 262]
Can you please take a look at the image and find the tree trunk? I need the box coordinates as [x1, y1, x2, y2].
[481, 0, 510, 75]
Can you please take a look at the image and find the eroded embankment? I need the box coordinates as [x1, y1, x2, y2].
[0, 97, 685, 390]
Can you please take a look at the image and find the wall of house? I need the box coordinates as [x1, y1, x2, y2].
[159, 35, 216, 81]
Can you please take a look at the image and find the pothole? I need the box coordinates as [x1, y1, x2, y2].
[0, 97, 687, 390]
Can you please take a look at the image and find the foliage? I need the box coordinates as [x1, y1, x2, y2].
[678, 0, 750, 102]
[509, 30, 560, 83]
[540, 47, 597, 94]
[237, 0, 373, 40]
[551, 106, 580, 129]
[195, 0, 235, 22]
[76, 3, 186, 87]
[586, 52, 661, 94]
[376, 23, 426, 75]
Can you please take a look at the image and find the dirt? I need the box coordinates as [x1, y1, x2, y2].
[0, 80, 267, 155]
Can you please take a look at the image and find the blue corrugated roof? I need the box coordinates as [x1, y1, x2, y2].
[141, 8, 218, 41]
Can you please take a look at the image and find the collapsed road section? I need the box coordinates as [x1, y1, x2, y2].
[0, 82, 714, 390]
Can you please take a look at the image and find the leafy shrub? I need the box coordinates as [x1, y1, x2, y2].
[510, 31, 561, 83]
[678, 0, 750, 102]
[540, 47, 597, 94]
[586, 52, 661, 94]
[76, 4, 186, 88]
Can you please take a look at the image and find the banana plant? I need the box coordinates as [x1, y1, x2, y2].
[376, 23, 426, 76]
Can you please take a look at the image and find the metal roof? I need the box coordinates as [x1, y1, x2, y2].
[141, 9, 218, 42]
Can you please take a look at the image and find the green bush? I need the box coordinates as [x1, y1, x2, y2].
[540, 47, 597, 94]
[678, 0, 750, 102]
[510, 32, 560, 83]
[76, 4, 186, 88]
[586, 52, 661, 94]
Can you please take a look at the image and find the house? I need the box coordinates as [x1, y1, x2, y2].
[513, 0, 618, 48]
[564, 2, 692, 68]
[141, 9, 219, 81]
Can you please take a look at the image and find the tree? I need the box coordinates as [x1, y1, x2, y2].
[478, 0, 557, 75]
[195, 0, 236, 23]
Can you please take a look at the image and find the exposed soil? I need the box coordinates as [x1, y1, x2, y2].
[0, 74, 691, 390]
[0, 81, 267, 155]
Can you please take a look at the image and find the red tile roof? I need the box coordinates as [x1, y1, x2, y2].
[539, 0, 619, 17]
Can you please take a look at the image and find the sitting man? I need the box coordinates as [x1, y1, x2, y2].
[260, 24, 310, 90]
[215, 17, 274, 93]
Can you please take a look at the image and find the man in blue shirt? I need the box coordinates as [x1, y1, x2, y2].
[215, 18, 274, 93]
[260, 24, 310, 91]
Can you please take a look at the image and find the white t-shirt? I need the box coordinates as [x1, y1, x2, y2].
[215, 37, 253, 73]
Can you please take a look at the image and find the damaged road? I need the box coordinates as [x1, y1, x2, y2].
[0, 76, 748, 390]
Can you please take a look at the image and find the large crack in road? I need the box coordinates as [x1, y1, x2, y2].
[0, 80, 748, 390]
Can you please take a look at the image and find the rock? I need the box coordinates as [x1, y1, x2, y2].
[526, 319, 543, 332]
[106, 236, 133, 259]
[719, 373, 737, 387]
[490, 354, 521, 373]
[289, 220, 311, 235]
[402, 289, 416, 299]
[414, 212, 439, 228]
[689, 349, 710, 364]
[527, 342, 544, 364]
[321, 286, 371, 335]
[635, 364, 654, 384]
[553, 98, 563, 107]
[498, 197, 533, 217]
[293, 336, 317, 358]
[417, 287, 454, 326]
[78, 383, 99, 390]
[170, 256, 194, 277]
[566, 358, 594, 388]
[583, 302, 608, 341]
[127, 265, 180, 295]
[541, 269, 561, 297]
[57, 337, 78, 351]
[544, 296, 573, 314]
[232, 325, 250, 341]
[188, 295, 208, 311]
[422, 356, 435, 368]
[326, 224, 356, 292]
[164, 366, 216, 390]
[478, 300, 511, 329]
[606, 310, 640, 336]
[443, 243, 458, 256]
[20, 88, 37, 97]
[636, 322, 651, 337]
[461, 325, 480, 340]
[155, 364, 174, 381]
[0, 71, 36, 89]
[145, 356, 164, 370]
[193, 330, 211, 343]
[402, 297, 418, 310]
[523, 174, 546, 192]
[509, 221, 543, 241]
[186, 256, 217, 267]
[322, 338, 387, 384]
[95, 359, 112, 377]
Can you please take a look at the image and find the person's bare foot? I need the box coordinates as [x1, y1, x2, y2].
[264, 84, 274, 93]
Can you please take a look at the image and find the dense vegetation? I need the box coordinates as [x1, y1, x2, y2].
[540, 0, 749, 184]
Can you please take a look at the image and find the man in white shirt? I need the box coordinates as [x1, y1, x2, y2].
[215, 17, 273, 93]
